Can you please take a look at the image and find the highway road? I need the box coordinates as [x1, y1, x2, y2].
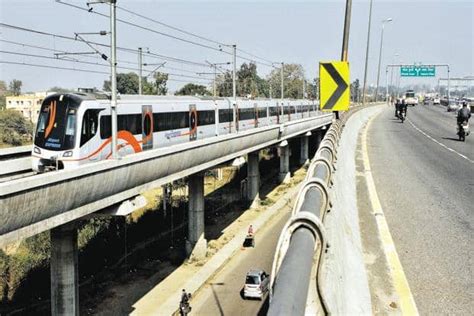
[367, 103, 474, 314]
[190, 206, 291, 315]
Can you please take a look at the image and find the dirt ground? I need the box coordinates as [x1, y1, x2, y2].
[85, 159, 307, 315]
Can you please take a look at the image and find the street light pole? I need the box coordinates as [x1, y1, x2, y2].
[280, 62, 284, 101]
[375, 18, 392, 102]
[232, 44, 237, 132]
[110, 0, 118, 159]
[138, 47, 142, 95]
[362, 0, 373, 105]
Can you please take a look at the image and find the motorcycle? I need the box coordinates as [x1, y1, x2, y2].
[457, 120, 470, 141]
[179, 293, 192, 316]
[397, 108, 406, 123]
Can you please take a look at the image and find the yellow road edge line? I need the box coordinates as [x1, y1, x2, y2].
[362, 111, 419, 315]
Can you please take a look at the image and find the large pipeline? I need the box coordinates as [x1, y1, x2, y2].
[269, 107, 356, 315]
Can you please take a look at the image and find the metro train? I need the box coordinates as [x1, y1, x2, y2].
[32, 92, 320, 172]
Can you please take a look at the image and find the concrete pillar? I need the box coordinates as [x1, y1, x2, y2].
[300, 132, 311, 165]
[279, 140, 290, 183]
[246, 151, 260, 207]
[162, 184, 168, 214]
[186, 173, 207, 259]
[315, 130, 323, 151]
[50, 222, 79, 316]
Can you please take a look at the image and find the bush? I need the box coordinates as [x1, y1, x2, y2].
[0, 109, 33, 146]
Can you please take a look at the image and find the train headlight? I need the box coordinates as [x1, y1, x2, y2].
[33, 147, 41, 154]
[63, 151, 73, 157]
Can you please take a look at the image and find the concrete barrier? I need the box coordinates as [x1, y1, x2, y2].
[320, 105, 383, 315]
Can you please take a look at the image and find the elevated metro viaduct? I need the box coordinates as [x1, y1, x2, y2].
[0, 113, 331, 315]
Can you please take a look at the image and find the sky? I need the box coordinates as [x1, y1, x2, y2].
[0, 0, 473, 93]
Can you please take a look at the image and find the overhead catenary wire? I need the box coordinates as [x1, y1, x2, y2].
[54, 1, 276, 67]
[0, 50, 214, 82]
[0, 23, 210, 68]
[0, 60, 212, 85]
[117, 5, 227, 47]
[55, 0, 229, 54]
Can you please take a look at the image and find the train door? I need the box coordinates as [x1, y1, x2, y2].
[142, 105, 153, 150]
[234, 102, 239, 132]
[276, 102, 280, 124]
[189, 104, 197, 140]
[254, 103, 258, 128]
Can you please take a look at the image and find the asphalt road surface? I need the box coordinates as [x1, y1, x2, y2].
[191, 208, 290, 315]
[367, 103, 474, 314]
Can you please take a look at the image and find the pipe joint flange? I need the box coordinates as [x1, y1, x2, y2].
[316, 144, 336, 163]
[307, 156, 333, 180]
[291, 178, 330, 218]
[269, 211, 327, 302]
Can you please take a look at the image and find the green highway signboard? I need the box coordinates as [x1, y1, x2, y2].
[400, 65, 436, 77]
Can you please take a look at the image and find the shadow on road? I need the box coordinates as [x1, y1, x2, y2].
[210, 282, 225, 316]
[442, 137, 462, 142]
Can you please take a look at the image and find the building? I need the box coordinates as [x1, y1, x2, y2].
[6, 92, 49, 124]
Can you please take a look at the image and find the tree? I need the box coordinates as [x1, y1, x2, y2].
[148, 72, 168, 95]
[351, 79, 360, 102]
[9, 79, 22, 96]
[48, 86, 73, 93]
[306, 78, 319, 100]
[267, 64, 305, 99]
[103, 72, 139, 94]
[215, 62, 269, 98]
[216, 71, 233, 97]
[0, 109, 34, 146]
[0, 80, 7, 96]
[175, 83, 210, 96]
[103, 72, 169, 95]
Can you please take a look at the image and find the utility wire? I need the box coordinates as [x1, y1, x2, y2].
[0, 23, 210, 68]
[117, 5, 226, 47]
[237, 48, 274, 64]
[55, 0, 228, 54]
[0, 50, 214, 81]
[0, 60, 212, 85]
[55, 1, 275, 67]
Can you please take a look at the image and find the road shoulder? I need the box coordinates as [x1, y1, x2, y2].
[356, 109, 418, 315]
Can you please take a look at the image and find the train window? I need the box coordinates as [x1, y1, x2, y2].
[64, 109, 77, 149]
[269, 106, 279, 116]
[283, 106, 291, 115]
[197, 110, 216, 125]
[153, 112, 189, 132]
[100, 114, 142, 139]
[80, 109, 100, 146]
[219, 109, 234, 123]
[239, 108, 255, 121]
[258, 108, 267, 118]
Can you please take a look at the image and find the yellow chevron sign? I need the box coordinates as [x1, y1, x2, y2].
[319, 61, 350, 111]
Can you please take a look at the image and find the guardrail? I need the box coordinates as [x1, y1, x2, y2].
[0, 145, 31, 161]
[269, 109, 353, 315]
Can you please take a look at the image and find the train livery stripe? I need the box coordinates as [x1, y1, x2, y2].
[64, 130, 142, 161]
[44, 100, 56, 138]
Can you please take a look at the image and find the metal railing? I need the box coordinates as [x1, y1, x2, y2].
[269, 110, 352, 315]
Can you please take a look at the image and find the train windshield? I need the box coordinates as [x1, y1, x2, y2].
[34, 95, 79, 151]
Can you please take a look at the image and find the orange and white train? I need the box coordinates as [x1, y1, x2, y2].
[32, 93, 319, 172]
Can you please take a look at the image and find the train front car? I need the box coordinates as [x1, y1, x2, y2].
[32, 93, 82, 172]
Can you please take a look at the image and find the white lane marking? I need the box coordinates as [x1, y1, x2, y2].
[407, 119, 474, 164]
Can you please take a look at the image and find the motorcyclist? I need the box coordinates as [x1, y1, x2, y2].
[398, 99, 407, 119]
[457, 101, 471, 124]
[394, 98, 400, 117]
[180, 289, 191, 315]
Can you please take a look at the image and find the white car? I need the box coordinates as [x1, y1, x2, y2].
[447, 102, 461, 112]
[243, 269, 270, 300]
[433, 97, 440, 105]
